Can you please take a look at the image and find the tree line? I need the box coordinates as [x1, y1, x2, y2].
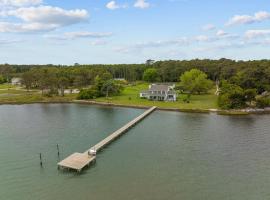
[1, 59, 270, 108]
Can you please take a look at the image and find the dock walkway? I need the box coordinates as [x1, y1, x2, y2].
[58, 106, 156, 172]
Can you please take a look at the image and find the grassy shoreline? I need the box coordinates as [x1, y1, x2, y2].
[0, 83, 269, 115]
[1, 98, 269, 115]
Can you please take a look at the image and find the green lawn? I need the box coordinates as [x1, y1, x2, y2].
[0, 83, 218, 109]
[0, 84, 76, 104]
[95, 83, 218, 110]
[0, 83, 16, 89]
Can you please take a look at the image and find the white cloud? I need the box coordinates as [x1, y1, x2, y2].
[0, 38, 23, 45]
[195, 42, 246, 53]
[134, 0, 150, 9]
[202, 24, 216, 31]
[45, 31, 113, 40]
[195, 35, 211, 42]
[90, 40, 108, 46]
[106, 1, 119, 10]
[0, 6, 89, 32]
[0, 22, 59, 32]
[195, 32, 238, 43]
[216, 30, 227, 36]
[106, 1, 127, 10]
[245, 29, 270, 39]
[226, 11, 270, 26]
[8, 6, 88, 25]
[115, 38, 189, 53]
[0, 0, 42, 7]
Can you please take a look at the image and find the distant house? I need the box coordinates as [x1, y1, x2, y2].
[114, 78, 126, 81]
[140, 83, 177, 101]
[11, 78, 22, 86]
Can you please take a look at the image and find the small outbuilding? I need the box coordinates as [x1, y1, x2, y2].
[11, 78, 22, 86]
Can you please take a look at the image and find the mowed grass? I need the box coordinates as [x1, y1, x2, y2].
[0, 83, 16, 89]
[0, 84, 76, 104]
[0, 82, 218, 109]
[96, 83, 218, 109]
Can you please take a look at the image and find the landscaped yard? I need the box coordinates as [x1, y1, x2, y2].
[0, 82, 218, 109]
[95, 83, 218, 109]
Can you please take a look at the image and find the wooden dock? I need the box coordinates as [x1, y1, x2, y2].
[58, 106, 156, 172]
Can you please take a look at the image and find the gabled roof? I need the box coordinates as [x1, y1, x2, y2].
[149, 84, 170, 91]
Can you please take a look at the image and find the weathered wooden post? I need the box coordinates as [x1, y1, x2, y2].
[39, 153, 43, 167]
[57, 144, 60, 157]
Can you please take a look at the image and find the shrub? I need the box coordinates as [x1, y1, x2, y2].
[0, 75, 6, 84]
[77, 89, 100, 100]
[218, 81, 246, 109]
[256, 97, 270, 108]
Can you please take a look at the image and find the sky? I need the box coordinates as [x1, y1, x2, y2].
[0, 0, 270, 64]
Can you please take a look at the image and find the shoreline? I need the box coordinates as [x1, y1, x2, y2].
[1, 99, 270, 115]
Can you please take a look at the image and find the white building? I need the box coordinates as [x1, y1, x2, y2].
[11, 78, 22, 86]
[140, 84, 177, 101]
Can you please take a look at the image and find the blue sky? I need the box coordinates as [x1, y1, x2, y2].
[0, 0, 270, 64]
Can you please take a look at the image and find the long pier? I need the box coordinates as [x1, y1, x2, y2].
[58, 106, 156, 172]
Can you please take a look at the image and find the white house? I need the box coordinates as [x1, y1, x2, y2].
[140, 84, 177, 101]
[11, 78, 22, 86]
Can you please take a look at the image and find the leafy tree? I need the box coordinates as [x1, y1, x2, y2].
[101, 79, 123, 98]
[0, 75, 5, 84]
[179, 69, 212, 94]
[143, 68, 159, 82]
[77, 88, 100, 99]
[256, 97, 270, 108]
[218, 81, 246, 109]
[58, 76, 69, 96]
[22, 70, 36, 91]
[244, 89, 257, 104]
[0, 65, 13, 82]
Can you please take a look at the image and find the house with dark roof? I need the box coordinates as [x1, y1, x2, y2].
[140, 84, 177, 101]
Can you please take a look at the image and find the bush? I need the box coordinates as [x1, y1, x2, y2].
[183, 94, 191, 103]
[77, 89, 100, 100]
[0, 75, 6, 84]
[218, 81, 246, 109]
[256, 97, 270, 108]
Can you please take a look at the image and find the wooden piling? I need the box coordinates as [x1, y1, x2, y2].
[39, 153, 43, 167]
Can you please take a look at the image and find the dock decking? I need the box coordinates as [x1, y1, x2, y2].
[58, 106, 156, 172]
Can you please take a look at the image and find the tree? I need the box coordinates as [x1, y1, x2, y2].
[179, 69, 212, 94]
[77, 88, 99, 100]
[0, 65, 13, 82]
[22, 70, 36, 91]
[244, 89, 257, 104]
[218, 81, 246, 109]
[0, 75, 5, 84]
[143, 68, 159, 82]
[101, 79, 123, 98]
[58, 77, 69, 96]
[256, 97, 270, 108]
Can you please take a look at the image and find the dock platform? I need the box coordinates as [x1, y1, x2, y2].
[57, 153, 96, 172]
[58, 106, 156, 172]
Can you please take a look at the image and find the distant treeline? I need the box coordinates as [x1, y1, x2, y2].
[1, 58, 270, 81]
[1, 58, 270, 92]
[1, 59, 270, 108]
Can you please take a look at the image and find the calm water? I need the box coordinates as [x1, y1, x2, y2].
[1, 104, 270, 200]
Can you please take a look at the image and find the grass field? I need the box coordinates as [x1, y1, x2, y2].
[95, 83, 218, 109]
[0, 84, 76, 104]
[0, 84, 16, 89]
[0, 83, 218, 109]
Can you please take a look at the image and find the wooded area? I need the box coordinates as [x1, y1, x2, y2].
[1, 59, 270, 109]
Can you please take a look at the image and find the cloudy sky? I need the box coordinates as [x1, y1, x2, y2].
[0, 0, 269, 64]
